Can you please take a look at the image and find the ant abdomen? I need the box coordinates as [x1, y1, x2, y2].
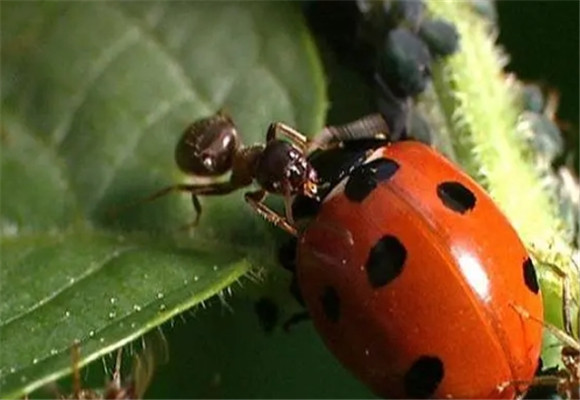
[174, 112, 240, 176]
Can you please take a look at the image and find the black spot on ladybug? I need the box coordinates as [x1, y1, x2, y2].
[320, 286, 341, 323]
[404, 356, 444, 398]
[437, 181, 476, 214]
[523, 257, 540, 294]
[345, 158, 400, 202]
[254, 297, 279, 333]
[366, 235, 407, 288]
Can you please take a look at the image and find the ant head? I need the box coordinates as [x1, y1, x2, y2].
[175, 111, 240, 177]
[256, 140, 318, 198]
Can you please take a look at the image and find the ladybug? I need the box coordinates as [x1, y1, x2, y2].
[282, 118, 544, 398]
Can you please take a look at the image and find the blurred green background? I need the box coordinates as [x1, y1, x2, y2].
[498, 1, 579, 167]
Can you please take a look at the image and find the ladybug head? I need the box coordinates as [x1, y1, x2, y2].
[255, 140, 318, 199]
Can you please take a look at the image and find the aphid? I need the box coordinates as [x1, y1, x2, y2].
[518, 84, 565, 164]
[305, 0, 459, 141]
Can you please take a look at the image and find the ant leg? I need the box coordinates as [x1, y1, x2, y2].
[266, 122, 309, 150]
[178, 194, 202, 231]
[244, 190, 297, 236]
[307, 113, 391, 154]
[71, 342, 82, 399]
[111, 347, 123, 389]
[497, 376, 561, 397]
[112, 181, 240, 228]
[108, 184, 202, 219]
[511, 303, 579, 351]
[542, 261, 580, 342]
[546, 263, 576, 337]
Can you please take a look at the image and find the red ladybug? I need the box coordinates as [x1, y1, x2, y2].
[289, 134, 544, 398]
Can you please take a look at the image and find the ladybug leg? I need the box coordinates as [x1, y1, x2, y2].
[108, 183, 199, 219]
[541, 261, 580, 344]
[283, 271, 310, 331]
[254, 297, 279, 334]
[266, 122, 309, 150]
[511, 304, 579, 351]
[282, 312, 311, 332]
[244, 190, 298, 236]
[508, 260, 580, 398]
[289, 273, 305, 307]
[544, 262, 578, 338]
[278, 237, 297, 272]
[307, 113, 391, 154]
[111, 182, 240, 227]
[276, 238, 310, 331]
[277, 238, 306, 305]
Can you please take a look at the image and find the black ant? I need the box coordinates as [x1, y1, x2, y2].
[119, 110, 389, 236]
[123, 111, 317, 236]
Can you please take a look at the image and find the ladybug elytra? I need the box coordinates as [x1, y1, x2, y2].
[284, 125, 544, 399]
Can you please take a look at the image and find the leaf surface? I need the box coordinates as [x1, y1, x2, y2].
[0, 2, 326, 397]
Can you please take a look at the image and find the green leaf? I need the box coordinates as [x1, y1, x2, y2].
[0, 2, 326, 398]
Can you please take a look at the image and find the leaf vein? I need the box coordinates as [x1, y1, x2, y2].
[0, 245, 138, 328]
[53, 28, 142, 147]
[111, 3, 214, 108]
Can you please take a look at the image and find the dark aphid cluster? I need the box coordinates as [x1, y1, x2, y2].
[305, 0, 460, 143]
[361, 0, 460, 142]
[516, 83, 580, 242]
[518, 84, 565, 166]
